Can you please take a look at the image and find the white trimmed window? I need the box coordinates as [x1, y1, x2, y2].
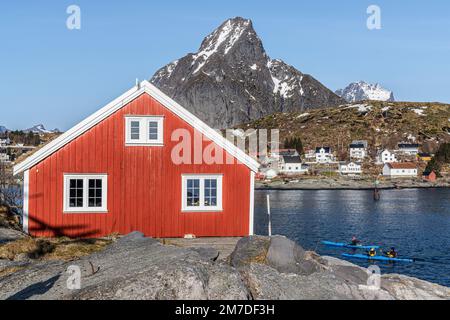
[63, 174, 108, 213]
[182, 175, 223, 212]
[125, 116, 164, 146]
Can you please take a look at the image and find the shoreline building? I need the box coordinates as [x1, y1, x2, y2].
[383, 162, 418, 178]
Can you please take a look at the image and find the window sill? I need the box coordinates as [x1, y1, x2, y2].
[182, 208, 223, 213]
[125, 143, 164, 147]
[63, 210, 108, 214]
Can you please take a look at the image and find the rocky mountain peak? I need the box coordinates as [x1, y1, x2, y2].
[336, 81, 395, 103]
[151, 17, 345, 128]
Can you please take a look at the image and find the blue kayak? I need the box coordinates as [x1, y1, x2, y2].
[322, 241, 380, 250]
[342, 253, 414, 263]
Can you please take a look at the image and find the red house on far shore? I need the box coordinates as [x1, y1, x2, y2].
[14, 81, 259, 239]
[423, 171, 437, 182]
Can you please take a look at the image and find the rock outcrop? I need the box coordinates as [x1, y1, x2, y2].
[0, 233, 449, 300]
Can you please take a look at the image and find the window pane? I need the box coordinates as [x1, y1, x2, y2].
[204, 179, 217, 207]
[149, 121, 158, 140]
[186, 179, 200, 207]
[88, 179, 103, 208]
[69, 179, 84, 208]
[130, 121, 140, 140]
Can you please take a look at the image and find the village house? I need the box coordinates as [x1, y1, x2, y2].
[397, 143, 420, 156]
[349, 140, 368, 160]
[279, 155, 309, 175]
[417, 153, 432, 162]
[0, 138, 11, 147]
[0, 153, 10, 163]
[377, 149, 398, 164]
[13, 81, 260, 239]
[383, 162, 418, 178]
[271, 148, 299, 159]
[423, 171, 437, 182]
[315, 147, 334, 163]
[338, 162, 362, 176]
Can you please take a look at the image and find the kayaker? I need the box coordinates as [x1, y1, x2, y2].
[350, 236, 361, 246]
[368, 248, 377, 257]
[385, 247, 398, 258]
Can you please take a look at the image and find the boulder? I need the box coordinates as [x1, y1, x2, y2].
[229, 236, 270, 268]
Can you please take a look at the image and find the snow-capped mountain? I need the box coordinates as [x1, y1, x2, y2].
[336, 81, 395, 103]
[0, 126, 8, 134]
[23, 124, 59, 134]
[151, 17, 344, 128]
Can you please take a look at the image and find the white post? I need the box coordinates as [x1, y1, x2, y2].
[266, 194, 272, 237]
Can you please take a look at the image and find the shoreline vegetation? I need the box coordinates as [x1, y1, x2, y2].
[256, 177, 450, 191]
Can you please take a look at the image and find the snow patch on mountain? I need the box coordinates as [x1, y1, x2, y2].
[191, 18, 250, 74]
[24, 124, 59, 134]
[336, 81, 395, 103]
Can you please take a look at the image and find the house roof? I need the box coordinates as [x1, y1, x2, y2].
[386, 162, 417, 169]
[350, 140, 368, 148]
[418, 153, 431, 157]
[315, 147, 331, 153]
[13, 81, 260, 175]
[282, 155, 302, 164]
[398, 143, 419, 149]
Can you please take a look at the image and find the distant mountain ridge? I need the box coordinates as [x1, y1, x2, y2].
[336, 81, 395, 103]
[151, 17, 345, 128]
[0, 124, 60, 134]
[23, 124, 60, 134]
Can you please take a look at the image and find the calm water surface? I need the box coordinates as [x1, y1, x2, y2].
[254, 188, 450, 287]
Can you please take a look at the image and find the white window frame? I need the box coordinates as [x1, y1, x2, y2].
[181, 174, 223, 212]
[125, 116, 164, 146]
[63, 174, 108, 213]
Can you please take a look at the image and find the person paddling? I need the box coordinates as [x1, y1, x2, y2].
[385, 247, 398, 258]
[350, 236, 361, 246]
[368, 248, 377, 257]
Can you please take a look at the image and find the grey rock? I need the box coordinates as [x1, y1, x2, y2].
[0, 228, 25, 244]
[1, 233, 448, 300]
[229, 236, 270, 268]
[190, 247, 220, 262]
[151, 17, 345, 129]
[0, 233, 249, 300]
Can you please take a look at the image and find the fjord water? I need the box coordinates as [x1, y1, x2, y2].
[254, 189, 450, 287]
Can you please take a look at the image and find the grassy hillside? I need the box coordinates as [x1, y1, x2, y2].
[241, 101, 450, 157]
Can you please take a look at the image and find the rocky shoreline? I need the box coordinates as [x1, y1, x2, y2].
[256, 178, 450, 191]
[0, 231, 449, 300]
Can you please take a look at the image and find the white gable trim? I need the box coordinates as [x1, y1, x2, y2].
[13, 81, 259, 175]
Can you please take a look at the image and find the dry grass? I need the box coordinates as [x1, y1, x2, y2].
[0, 266, 25, 277]
[0, 207, 21, 230]
[0, 236, 115, 262]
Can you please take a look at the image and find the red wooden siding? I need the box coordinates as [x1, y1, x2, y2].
[27, 93, 251, 238]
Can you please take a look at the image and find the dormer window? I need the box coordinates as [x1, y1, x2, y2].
[125, 116, 164, 146]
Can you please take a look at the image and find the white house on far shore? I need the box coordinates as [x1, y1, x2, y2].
[280, 155, 309, 175]
[339, 162, 362, 176]
[377, 149, 398, 164]
[349, 140, 368, 160]
[397, 143, 420, 156]
[315, 147, 334, 163]
[383, 162, 418, 178]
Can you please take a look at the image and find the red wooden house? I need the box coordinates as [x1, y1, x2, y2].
[14, 81, 259, 238]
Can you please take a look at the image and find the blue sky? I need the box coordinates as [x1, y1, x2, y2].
[1, 0, 449, 130]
